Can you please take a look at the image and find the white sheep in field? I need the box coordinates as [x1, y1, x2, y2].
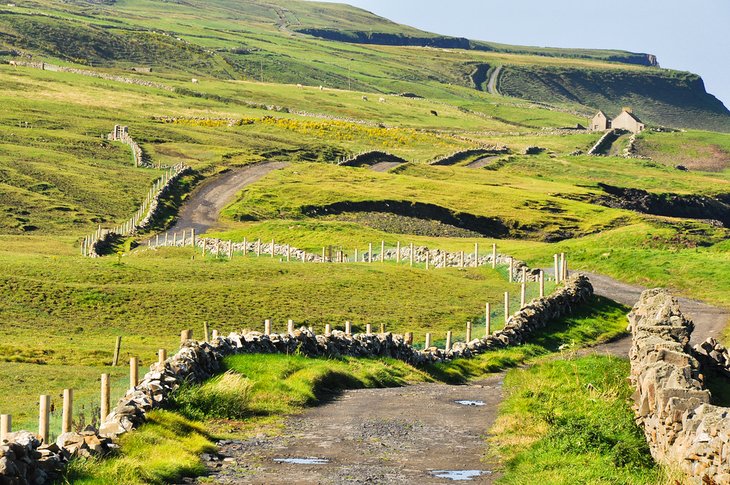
[297, 83, 303, 88]
[191, 78, 199, 84]
[361, 95, 368, 101]
[319, 85, 324, 91]
[378, 97, 386, 103]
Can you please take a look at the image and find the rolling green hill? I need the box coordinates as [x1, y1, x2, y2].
[0, 0, 728, 130]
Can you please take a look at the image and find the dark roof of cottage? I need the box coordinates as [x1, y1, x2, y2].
[593, 110, 609, 119]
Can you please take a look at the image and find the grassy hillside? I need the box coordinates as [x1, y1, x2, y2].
[499, 66, 730, 132]
[0, 0, 727, 131]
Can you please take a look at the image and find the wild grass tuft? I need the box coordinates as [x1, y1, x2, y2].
[171, 370, 253, 420]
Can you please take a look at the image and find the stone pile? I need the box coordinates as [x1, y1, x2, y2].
[628, 289, 730, 483]
[693, 338, 730, 379]
[0, 429, 116, 484]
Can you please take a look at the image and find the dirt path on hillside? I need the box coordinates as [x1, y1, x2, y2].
[370, 161, 405, 172]
[579, 271, 729, 356]
[200, 376, 503, 484]
[169, 162, 288, 235]
[466, 156, 501, 169]
[486, 66, 501, 96]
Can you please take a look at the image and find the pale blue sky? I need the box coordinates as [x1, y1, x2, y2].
[316, 0, 730, 107]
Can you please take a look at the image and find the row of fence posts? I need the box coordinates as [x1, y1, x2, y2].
[0, 249, 568, 444]
[80, 163, 187, 256]
[147, 233, 571, 284]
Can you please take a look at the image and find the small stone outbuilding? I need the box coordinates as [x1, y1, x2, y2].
[611, 108, 645, 133]
[590, 110, 611, 131]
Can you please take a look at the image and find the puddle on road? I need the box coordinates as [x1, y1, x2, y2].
[454, 400, 485, 406]
[273, 458, 329, 465]
[431, 470, 490, 481]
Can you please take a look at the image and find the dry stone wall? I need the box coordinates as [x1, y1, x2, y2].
[337, 151, 408, 167]
[0, 275, 592, 483]
[99, 273, 592, 439]
[628, 289, 730, 483]
[83, 163, 191, 257]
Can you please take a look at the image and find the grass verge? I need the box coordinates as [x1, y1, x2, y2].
[491, 355, 667, 484]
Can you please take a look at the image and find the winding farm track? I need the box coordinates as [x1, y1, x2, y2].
[369, 161, 405, 172]
[174, 162, 728, 483]
[201, 377, 503, 484]
[169, 162, 288, 235]
[486, 66, 502, 96]
[584, 272, 729, 356]
[465, 155, 501, 169]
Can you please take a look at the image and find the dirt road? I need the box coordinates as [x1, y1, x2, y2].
[169, 162, 288, 235]
[581, 271, 728, 356]
[369, 161, 404, 172]
[202, 376, 503, 484]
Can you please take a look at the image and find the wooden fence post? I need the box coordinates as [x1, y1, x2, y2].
[180, 329, 191, 344]
[460, 251, 464, 268]
[130, 357, 138, 390]
[492, 243, 497, 269]
[203, 321, 210, 342]
[485, 302, 491, 336]
[539, 270, 545, 298]
[271, 239, 275, 258]
[191, 228, 196, 248]
[474, 243, 479, 267]
[39, 395, 50, 444]
[445, 331, 452, 352]
[396, 241, 401, 263]
[101, 374, 110, 423]
[424, 333, 432, 349]
[521, 282, 526, 308]
[112, 336, 122, 366]
[366, 324, 372, 335]
[243, 237, 247, 256]
[62, 389, 73, 434]
[1, 414, 11, 442]
[466, 321, 472, 342]
[409, 243, 414, 267]
[158, 349, 167, 365]
[380, 323, 386, 334]
[426, 251, 430, 270]
[264, 319, 272, 336]
[504, 292, 510, 324]
[354, 248, 359, 262]
[380, 241, 385, 263]
[405, 332, 413, 345]
[345, 320, 352, 336]
[325, 324, 332, 336]
[563, 254, 568, 280]
[288, 319, 294, 335]
[368, 243, 373, 263]
[509, 257, 514, 282]
[554, 254, 560, 282]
